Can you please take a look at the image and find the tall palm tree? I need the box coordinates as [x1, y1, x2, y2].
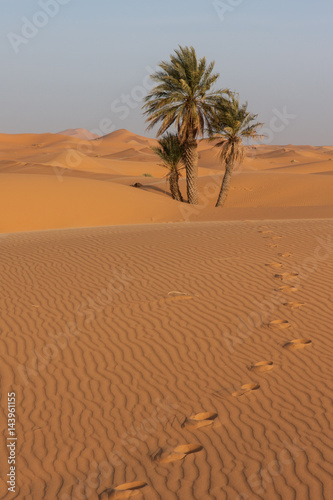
[151, 133, 185, 202]
[209, 96, 264, 207]
[143, 45, 229, 205]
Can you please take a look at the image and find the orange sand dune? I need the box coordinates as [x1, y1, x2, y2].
[94, 129, 156, 151]
[105, 147, 156, 162]
[5, 166, 333, 233]
[1, 220, 333, 499]
[134, 170, 333, 209]
[218, 171, 333, 207]
[265, 160, 333, 174]
[0, 131, 94, 148]
[58, 128, 101, 140]
[102, 128, 154, 145]
[1, 129, 333, 234]
[0, 173, 183, 233]
[1, 130, 333, 499]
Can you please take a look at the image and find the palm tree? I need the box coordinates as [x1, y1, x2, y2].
[151, 133, 185, 202]
[209, 96, 264, 207]
[143, 45, 229, 205]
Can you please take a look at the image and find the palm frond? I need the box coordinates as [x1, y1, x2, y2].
[208, 95, 265, 167]
[151, 132, 186, 173]
[142, 45, 230, 142]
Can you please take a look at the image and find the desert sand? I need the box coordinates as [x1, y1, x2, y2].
[1, 129, 333, 233]
[1, 130, 333, 499]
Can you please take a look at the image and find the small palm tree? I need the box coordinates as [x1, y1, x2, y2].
[143, 45, 229, 205]
[209, 96, 264, 207]
[151, 133, 185, 202]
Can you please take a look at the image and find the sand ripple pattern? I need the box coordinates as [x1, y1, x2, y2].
[0, 220, 333, 499]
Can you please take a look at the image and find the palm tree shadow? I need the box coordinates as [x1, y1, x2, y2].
[140, 181, 187, 201]
[141, 184, 173, 197]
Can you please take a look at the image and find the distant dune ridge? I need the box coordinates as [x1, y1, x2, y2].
[57, 128, 101, 140]
[1, 129, 333, 233]
[0, 129, 333, 232]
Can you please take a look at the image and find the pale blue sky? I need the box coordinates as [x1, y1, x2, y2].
[0, 0, 332, 144]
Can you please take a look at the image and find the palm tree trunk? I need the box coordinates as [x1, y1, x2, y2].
[169, 172, 183, 202]
[175, 171, 184, 202]
[184, 139, 199, 205]
[215, 162, 234, 207]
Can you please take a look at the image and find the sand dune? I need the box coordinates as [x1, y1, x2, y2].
[4, 168, 333, 233]
[94, 129, 156, 151]
[58, 128, 101, 140]
[1, 129, 333, 233]
[1, 129, 333, 498]
[219, 171, 333, 207]
[0, 174, 183, 233]
[1, 219, 333, 499]
[266, 161, 333, 174]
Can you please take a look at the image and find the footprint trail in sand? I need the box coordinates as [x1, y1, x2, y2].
[1, 220, 333, 499]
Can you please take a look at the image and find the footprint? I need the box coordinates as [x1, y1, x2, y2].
[182, 412, 218, 429]
[99, 481, 147, 499]
[166, 296, 193, 302]
[265, 235, 282, 240]
[259, 230, 273, 234]
[278, 252, 292, 258]
[274, 272, 299, 281]
[283, 302, 305, 310]
[166, 291, 194, 302]
[232, 383, 260, 397]
[153, 444, 203, 464]
[283, 339, 312, 351]
[276, 285, 299, 294]
[269, 320, 291, 329]
[266, 262, 283, 268]
[268, 243, 278, 248]
[248, 361, 274, 373]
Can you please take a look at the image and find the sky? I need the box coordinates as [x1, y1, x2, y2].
[0, 0, 332, 144]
